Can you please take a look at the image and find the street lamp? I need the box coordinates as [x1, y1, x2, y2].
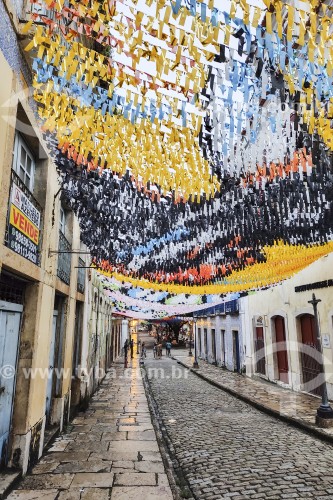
[308, 293, 333, 427]
[193, 316, 199, 369]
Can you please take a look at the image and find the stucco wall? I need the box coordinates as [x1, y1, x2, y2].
[196, 309, 243, 372]
[241, 252, 333, 398]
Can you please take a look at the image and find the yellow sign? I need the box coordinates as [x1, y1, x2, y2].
[10, 204, 39, 244]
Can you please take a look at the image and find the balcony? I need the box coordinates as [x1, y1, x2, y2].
[77, 258, 85, 294]
[57, 230, 71, 285]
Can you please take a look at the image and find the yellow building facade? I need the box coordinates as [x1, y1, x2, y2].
[0, 0, 124, 473]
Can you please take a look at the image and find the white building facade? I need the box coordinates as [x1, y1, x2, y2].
[195, 299, 245, 373]
[240, 253, 333, 399]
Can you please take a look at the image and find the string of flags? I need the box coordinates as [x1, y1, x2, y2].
[24, 0, 333, 307]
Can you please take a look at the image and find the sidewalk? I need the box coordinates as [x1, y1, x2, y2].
[5, 354, 173, 500]
[172, 349, 333, 442]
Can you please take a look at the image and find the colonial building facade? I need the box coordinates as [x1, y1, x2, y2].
[193, 254, 333, 404]
[195, 299, 244, 373]
[0, 0, 126, 473]
[241, 252, 333, 400]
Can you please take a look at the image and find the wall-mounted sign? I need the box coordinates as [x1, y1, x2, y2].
[254, 315, 265, 327]
[295, 280, 333, 293]
[322, 335, 331, 349]
[7, 182, 41, 265]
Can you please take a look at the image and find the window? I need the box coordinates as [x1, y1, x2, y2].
[13, 134, 35, 192]
[59, 206, 66, 234]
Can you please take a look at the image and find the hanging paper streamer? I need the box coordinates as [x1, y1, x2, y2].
[25, 0, 333, 305]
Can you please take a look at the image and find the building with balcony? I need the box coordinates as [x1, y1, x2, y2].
[0, 0, 121, 473]
[194, 299, 245, 373]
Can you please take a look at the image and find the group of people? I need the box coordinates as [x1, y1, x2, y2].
[123, 337, 172, 362]
[153, 340, 172, 359]
[123, 338, 134, 361]
[123, 338, 147, 363]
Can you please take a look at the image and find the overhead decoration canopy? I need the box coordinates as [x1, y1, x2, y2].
[25, 0, 333, 307]
[98, 273, 241, 318]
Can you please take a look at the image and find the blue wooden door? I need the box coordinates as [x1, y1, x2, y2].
[0, 302, 22, 467]
[45, 312, 57, 420]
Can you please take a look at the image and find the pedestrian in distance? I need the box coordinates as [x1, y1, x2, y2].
[166, 340, 172, 357]
[157, 342, 163, 359]
[142, 342, 147, 358]
[124, 339, 129, 368]
[153, 342, 157, 358]
[130, 338, 134, 358]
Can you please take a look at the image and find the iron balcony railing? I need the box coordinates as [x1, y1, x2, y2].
[77, 258, 85, 293]
[5, 169, 43, 266]
[194, 299, 239, 318]
[57, 230, 71, 285]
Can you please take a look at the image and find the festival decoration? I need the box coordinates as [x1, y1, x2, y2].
[98, 273, 241, 318]
[24, 0, 333, 304]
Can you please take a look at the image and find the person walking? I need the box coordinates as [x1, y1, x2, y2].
[157, 342, 163, 359]
[124, 339, 129, 367]
[153, 342, 157, 358]
[142, 342, 147, 358]
[166, 340, 172, 357]
[130, 338, 134, 359]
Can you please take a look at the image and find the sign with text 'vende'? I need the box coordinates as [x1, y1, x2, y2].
[7, 182, 41, 264]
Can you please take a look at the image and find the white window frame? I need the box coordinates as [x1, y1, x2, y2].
[59, 206, 66, 234]
[12, 134, 35, 192]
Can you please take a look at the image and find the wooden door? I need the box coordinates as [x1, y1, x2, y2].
[204, 328, 208, 359]
[300, 314, 322, 396]
[198, 328, 202, 356]
[0, 304, 22, 468]
[254, 326, 266, 375]
[233, 331, 241, 372]
[220, 330, 225, 367]
[274, 316, 289, 383]
[211, 329, 216, 364]
[45, 312, 57, 421]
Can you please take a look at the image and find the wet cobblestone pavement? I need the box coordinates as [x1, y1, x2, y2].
[173, 350, 333, 438]
[145, 355, 333, 500]
[6, 356, 173, 500]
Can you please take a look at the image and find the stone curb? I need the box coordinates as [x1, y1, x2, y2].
[174, 358, 333, 446]
[142, 367, 194, 500]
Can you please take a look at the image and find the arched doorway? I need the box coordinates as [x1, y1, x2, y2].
[273, 316, 289, 383]
[299, 314, 322, 396]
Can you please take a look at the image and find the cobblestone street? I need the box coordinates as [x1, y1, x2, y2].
[172, 350, 333, 440]
[145, 355, 333, 500]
